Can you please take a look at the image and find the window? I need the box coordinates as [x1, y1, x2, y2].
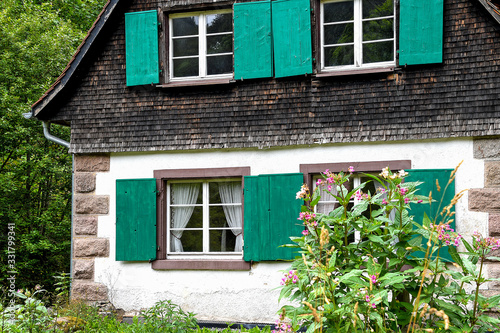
[313, 172, 391, 242]
[169, 10, 233, 81]
[320, 0, 395, 71]
[167, 179, 242, 257]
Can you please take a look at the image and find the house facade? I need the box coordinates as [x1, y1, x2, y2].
[32, 0, 500, 323]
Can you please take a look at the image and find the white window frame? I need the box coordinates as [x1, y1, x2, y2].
[320, 0, 396, 71]
[313, 174, 392, 242]
[166, 178, 243, 259]
[169, 10, 233, 82]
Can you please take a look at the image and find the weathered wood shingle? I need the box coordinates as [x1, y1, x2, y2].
[39, 0, 500, 154]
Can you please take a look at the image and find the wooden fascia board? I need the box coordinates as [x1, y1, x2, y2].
[31, 0, 121, 119]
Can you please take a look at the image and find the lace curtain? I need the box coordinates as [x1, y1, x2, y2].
[218, 182, 243, 252]
[170, 183, 200, 252]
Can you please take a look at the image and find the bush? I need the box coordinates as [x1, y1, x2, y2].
[278, 164, 500, 332]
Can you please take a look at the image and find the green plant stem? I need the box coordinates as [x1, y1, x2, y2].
[472, 255, 485, 325]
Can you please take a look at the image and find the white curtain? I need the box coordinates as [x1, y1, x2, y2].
[218, 182, 243, 252]
[170, 183, 200, 252]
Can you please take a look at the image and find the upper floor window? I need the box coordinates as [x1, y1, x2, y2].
[169, 10, 233, 81]
[320, 0, 395, 71]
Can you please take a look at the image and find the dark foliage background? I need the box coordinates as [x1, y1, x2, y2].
[0, 0, 106, 292]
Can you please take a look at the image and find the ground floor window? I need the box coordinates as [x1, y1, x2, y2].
[167, 179, 242, 255]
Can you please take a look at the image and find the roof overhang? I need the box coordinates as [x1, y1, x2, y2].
[477, 0, 500, 25]
[31, 0, 121, 119]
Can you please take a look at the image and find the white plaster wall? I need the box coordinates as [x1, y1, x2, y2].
[93, 138, 486, 322]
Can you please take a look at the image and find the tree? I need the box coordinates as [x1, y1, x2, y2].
[0, 0, 106, 293]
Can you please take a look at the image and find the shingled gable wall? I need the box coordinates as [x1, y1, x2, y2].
[71, 154, 110, 303]
[42, 0, 500, 154]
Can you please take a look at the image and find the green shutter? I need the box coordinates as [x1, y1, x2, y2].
[243, 173, 304, 261]
[399, 0, 444, 65]
[406, 169, 455, 262]
[125, 10, 160, 86]
[272, 0, 313, 78]
[234, 1, 273, 80]
[116, 179, 157, 261]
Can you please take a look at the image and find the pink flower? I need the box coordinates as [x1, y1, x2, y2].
[348, 166, 355, 173]
[399, 188, 408, 195]
[404, 197, 410, 204]
[355, 190, 363, 200]
[302, 229, 309, 236]
[365, 295, 370, 302]
[417, 199, 423, 203]
[370, 275, 377, 284]
[371, 303, 376, 309]
[382, 199, 389, 205]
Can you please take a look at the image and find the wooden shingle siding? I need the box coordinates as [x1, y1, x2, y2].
[47, 0, 500, 154]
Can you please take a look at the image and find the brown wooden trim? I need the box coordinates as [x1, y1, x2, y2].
[154, 166, 251, 260]
[300, 160, 411, 190]
[315, 66, 394, 78]
[156, 78, 233, 88]
[152, 259, 251, 270]
[312, 0, 321, 74]
[161, 1, 234, 13]
[154, 166, 250, 179]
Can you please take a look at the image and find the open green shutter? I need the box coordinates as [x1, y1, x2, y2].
[125, 10, 160, 86]
[243, 173, 304, 261]
[406, 169, 455, 262]
[116, 179, 157, 261]
[272, 0, 313, 78]
[399, 0, 444, 65]
[234, 1, 273, 80]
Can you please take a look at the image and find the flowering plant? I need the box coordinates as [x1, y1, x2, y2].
[278, 165, 500, 333]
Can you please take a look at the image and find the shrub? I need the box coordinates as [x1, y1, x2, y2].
[278, 164, 500, 332]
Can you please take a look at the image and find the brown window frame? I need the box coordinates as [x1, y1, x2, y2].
[300, 160, 411, 190]
[152, 166, 251, 270]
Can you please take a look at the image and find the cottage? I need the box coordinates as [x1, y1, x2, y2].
[31, 0, 500, 324]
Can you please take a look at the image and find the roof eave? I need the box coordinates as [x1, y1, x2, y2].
[31, 0, 121, 119]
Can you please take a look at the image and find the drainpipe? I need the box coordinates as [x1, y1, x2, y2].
[42, 122, 70, 148]
[40, 120, 74, 295]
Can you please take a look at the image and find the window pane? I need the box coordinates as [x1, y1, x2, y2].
[362, 0, 393, 19]
[206, 13, 232, 33]
[324, 1, 354, 23]
[209, 205, 228, 228]
[173, 37, 199, 57]
[172, 16, 199, 36]
[209, 230, 238, 252]
[207, 34, 233, 54]
[209, 182, 222, 204]
[324, 23, 354, 45]
[363, 41, 393, 63]
[363, 18, 393, 41]
[178, 230, 203, 252]
[207, 55, 232, 75]
[173, 58, 199, 77]
[170, 183, 202, 204]
[324, 45, 354, 66]
[171, 206, 203, 229]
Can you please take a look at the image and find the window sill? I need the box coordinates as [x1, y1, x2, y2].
[151, 259, 251, 270]
[156, 78, 233, 88]
[315, 66, 394, 78]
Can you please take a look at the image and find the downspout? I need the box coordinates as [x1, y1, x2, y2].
[41, 121, 74, 294]
[42, 121, 70, 148]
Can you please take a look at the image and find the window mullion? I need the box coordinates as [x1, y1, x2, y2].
[353, 176, 361, 242]
[203, 182, 209, 253]
[354, 0, 362, 67]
